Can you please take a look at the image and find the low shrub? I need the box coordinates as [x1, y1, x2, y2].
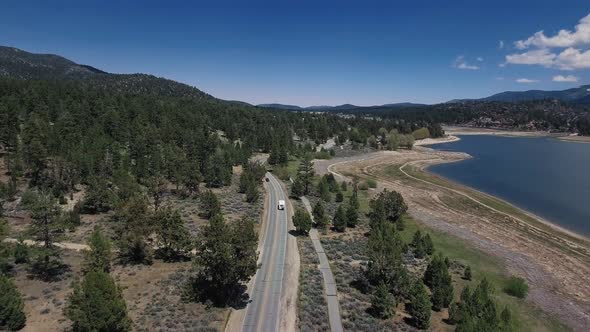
[504, 276, 528, 299]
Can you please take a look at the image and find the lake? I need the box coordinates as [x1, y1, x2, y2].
[428, 135, 590, 236]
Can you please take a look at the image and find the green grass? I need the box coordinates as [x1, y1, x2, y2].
[398, 215, 569, 332]
[269, 158, 301, 181]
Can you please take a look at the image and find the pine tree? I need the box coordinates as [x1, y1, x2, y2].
[423, 233, 434, 255]
[245, 180, 259, 203]
[365, 221, 409, 298]
[311, 200, 328, 231]
[318, 179, 331, 202]
[371, 282, 395, 319]
[84, 227, 112, 273]
[408, 279, 431, 330]
[346, 204, 358, 227]
[200, 190, 221, 219]
[297, 155, 314, 195]
[28, 192, 65, 281]
[82, 178, 117, 214]
[13, 238, 29, 264]
[412, 230, 426, 259]
[188, 214, 258, 306]
[153, 207, 192, 260]
[293, 208, 312, 235]
[0, 219, 12, 273]
[291, 177, 305, 198]
[349, 188, 360, 210]
[230, 217, 258, 284]
[117, 233, 153, 265]
[340, 181, 347, 192]
[335, 190, 344, 202]
[312, 200, 325, 222]
[500, 306, 513, 331]
[454, 279, 502, 331]
[65, 270, 132, 332]
[146, 175, 167, 211]
[448, 301, 460, 324]
[424, 255, 454, 311]
[463, 265, 472, 281]
[0, 274, 26, 331]
[332, 205, 347, 232]
[369, 189, 407, 225]
[205, 149, 232, 187]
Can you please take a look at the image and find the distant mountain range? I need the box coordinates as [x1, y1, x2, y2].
[257, 102, 426, 111]
[260, 87, 590, 112]
[1, 45, 589, 111]
[449, 85, 590, 104]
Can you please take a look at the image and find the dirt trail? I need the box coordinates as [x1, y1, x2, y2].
[3, 238, 89, 251]
[316, 148, 590, 331]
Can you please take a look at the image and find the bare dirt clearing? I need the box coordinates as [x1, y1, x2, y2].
[315, 148, 590, 331]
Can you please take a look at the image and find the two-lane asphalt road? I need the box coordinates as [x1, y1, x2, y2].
[241, 172, 288, 332]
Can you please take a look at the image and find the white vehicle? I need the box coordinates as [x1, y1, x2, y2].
[277, 200, 285, 210]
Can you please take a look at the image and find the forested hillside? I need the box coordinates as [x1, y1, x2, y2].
[0, 76, 444, 201]
[337, 99, 590, 135]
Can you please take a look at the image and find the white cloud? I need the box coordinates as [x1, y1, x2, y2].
[506, 13, 590, 71]
[453, 56, 480, 70]
[516, 78, 539, 83]
[505, 49, 556, 66]
[499, 40, 504, 49]
[515, 13, 590, 49]
[477, 57, 484, 62]
[554, 47, 590, 70]
[505, 47, 590, 70]
[552, 74, 579, 82]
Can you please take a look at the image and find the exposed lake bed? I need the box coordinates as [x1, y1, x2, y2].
[322, 144, 590, 331]
[428, 134, 590, 237]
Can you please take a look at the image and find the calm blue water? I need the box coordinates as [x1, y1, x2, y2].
[428, 135, 590, 235]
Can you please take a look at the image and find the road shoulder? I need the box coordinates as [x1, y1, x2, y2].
[278, 179, 300, 332]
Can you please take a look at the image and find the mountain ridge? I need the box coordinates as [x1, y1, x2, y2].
[0, 45, 213, 100]
[2, 45, 589, 109]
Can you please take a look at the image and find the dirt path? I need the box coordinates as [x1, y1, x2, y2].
[316, 148, 590, 331]
[3, 238, 89, 251]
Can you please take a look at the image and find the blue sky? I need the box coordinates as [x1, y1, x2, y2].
[1, 0, 589, 106]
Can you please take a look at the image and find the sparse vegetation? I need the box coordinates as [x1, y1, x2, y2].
[297, 236, 330, 331]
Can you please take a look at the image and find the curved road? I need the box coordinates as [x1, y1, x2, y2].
[241, 173, 288, 332]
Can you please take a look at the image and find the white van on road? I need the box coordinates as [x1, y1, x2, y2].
[277, 200, 285, 210]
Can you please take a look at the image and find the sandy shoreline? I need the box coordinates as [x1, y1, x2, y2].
[558, 135, 590, 143]
[414, 135, 460, 146]
[443, 125, 558, 137]
[420, 154, 590, 243]
[444, 125, 590, 144]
